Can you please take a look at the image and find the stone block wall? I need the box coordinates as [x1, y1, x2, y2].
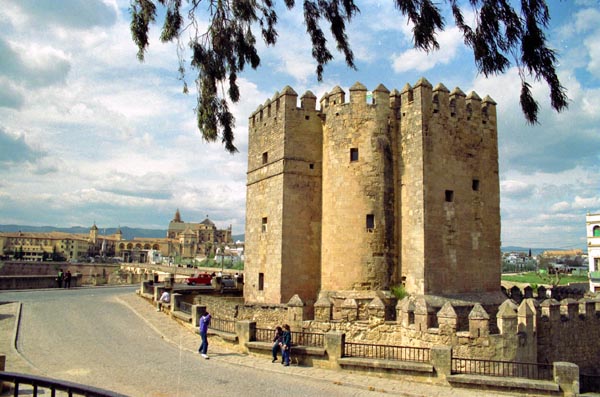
[245, 86, 322, 305]
[537, 298, 600, 374]
[244, 79, 501, 308]
[400, 79, 500, 296]
[320, 83, 396, 292]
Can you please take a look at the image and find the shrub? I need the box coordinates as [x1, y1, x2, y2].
[391, 285, 408, 300]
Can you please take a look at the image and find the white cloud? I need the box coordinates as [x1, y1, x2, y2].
[572, 196, 600, 210]
[391, 27, 463, 72]
[550, 201, 570, 212]
[501, 180, 535, 200]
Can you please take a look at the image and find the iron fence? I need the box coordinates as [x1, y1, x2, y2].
[344, 342, 430, 362]
[177, 301, 192, 315]
[254, 328, 324, 347]
[210, 317, 236, 334]
[290, 330, 324, 347]
[0, 371, 128, 397]
[451, 357, 553, 380]
[255, 327, 275, 342]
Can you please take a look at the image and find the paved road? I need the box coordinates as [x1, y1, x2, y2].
[1, 287, 392, 397]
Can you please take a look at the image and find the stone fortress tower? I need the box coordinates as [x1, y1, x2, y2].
[244, 78, 501, 310]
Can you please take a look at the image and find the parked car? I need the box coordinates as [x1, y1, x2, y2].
[187, 273, 213, 286]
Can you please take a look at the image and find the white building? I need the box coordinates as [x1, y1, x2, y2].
[586, 213, 600, 292]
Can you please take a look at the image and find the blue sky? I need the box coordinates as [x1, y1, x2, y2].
[0, 0, 599, 248]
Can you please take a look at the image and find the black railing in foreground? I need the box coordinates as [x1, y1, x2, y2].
[210, 317, 236, 333]
[0, 371, 128, 397]
[451, 357, 553, 380]
[254, 328, 325, 347]
[177, 301, 192, 314]
[344, 342, 431, 362]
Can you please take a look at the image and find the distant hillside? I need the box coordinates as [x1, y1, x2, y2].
[0, 224, 166, 240]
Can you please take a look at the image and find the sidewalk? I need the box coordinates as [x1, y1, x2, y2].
[117, 293, 519, 397]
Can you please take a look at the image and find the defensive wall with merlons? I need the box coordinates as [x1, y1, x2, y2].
[140, 279, 596, 396]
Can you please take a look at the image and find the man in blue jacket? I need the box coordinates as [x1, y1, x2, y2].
[198, 311, 211, 359]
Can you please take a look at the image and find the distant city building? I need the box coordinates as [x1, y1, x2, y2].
[166, 209, 233, 258]
[0, 210, 234, 263]
[540, 249, 584, 257]
[0, 231, 90, 261]
[586, 213, 600, 292]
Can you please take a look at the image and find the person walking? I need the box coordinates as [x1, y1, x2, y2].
[281, 324, 291, 366]
[198, 311, 211, 359]
[64, 270, 72, 288]
[271, 326, 283, 363]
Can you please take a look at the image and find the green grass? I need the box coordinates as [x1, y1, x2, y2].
[501, 272, 588, 286]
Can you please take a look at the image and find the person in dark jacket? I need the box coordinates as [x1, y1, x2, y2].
[198, 311, 211, 359]
[271, 326, 283, 363]
[280, 324, 291, 366]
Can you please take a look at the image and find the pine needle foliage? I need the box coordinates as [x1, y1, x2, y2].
[130, 0, 568, 153]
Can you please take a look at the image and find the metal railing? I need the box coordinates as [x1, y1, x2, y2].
[344, 342, 430, 362]
[255, 327, 275, 342]
[451, 357, 553, 380]
[0, 371, 128, 397]
[177, 301, 192, 315]
[290, 330, 324, 347]
[254, 328, 324, 347]
[210, 317, 236, 334]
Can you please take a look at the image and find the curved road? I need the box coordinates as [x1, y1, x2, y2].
[1, 287, 389, 397]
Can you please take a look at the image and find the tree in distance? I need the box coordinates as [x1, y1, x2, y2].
[130, 0, 569, 153]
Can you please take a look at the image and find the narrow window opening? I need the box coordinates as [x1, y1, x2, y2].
[445, 190, 454, 202]
[258, 273, 264, 291]
[262, 152, 268, 165]
[305, 115, 310, 120]
[350, 148, 359, 162]
[432, 94, 439, 114]
[472, 179, 480, 191]
[466, 104, 472, 121]
[450, 98, 456, 117]
[366, 214, 375, 232]
[261, 217, 268, 233]
[309, 163, 314, 169]
[594, 226, 600, 237]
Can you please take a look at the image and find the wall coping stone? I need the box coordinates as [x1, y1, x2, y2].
[448, 374, 559, 392]
[339, 357, 434, 373]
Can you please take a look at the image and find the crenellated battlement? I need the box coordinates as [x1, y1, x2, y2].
[313, 80, 496, 128]
[394, 297, 600, 336]
[248, 85, 321, 128]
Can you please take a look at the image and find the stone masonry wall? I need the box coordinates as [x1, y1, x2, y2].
[245, 87, 322, 305]
[400, 79, 501, 295]
[320, 83, 396, 291]
[537, 298, 600, 374]
[245, 79, 500, 305]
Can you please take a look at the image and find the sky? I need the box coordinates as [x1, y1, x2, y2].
[0, 0, 599, 249]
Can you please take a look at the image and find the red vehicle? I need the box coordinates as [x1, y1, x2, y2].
[187, 273, 213, 286]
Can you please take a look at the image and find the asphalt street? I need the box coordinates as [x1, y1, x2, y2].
[1, 287, 394, 397]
